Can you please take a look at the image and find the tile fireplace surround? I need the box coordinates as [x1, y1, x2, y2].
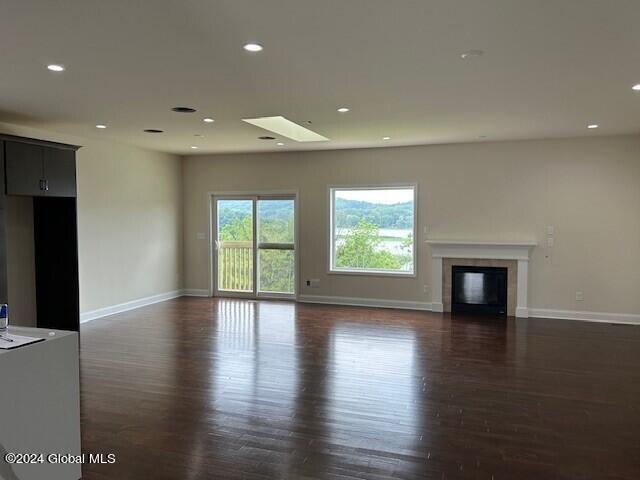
[426, 240, 536, 318]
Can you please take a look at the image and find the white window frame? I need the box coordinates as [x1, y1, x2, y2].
[328, 184, 418, 277]
[207, 189, 300, 299]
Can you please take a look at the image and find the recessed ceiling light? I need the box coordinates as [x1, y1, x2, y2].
[172, 107, 197, 113]
[144, 129, 164, 133]
[95, 124, 107, 129]
[258, 136, 276, 140]
[203, 117, 215, 123]
[194, 134, 203, 137]
[587, 124, 599, 129]
[276, 142, 285, 146]
[47, 64, 65, 72]
[460, 50, 484, 59]
[382, 136, 391, 141]
[190, 146, 199, 149]
[337, 107, 350, 113]
[243, 43, 263, 52]
[632, 84, 640, 91]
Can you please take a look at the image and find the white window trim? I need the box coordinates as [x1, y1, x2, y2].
[328, 184, 418, 278]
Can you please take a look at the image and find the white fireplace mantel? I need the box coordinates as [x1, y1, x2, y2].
[426, 239, 536, 318]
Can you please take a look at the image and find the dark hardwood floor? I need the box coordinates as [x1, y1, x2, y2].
[79, 298, 640, 479]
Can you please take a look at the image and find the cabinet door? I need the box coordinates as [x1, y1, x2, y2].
[5, 141, 44, 196]
[44, 148, 76, 197]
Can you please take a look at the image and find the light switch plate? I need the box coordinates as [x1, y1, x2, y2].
[196, 232, 206, 240]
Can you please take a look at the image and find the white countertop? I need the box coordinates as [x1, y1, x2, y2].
[0, 326, 76, 356]
[0, 325, 81, 480]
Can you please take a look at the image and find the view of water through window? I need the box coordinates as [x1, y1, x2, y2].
[331, 187, 415, 274]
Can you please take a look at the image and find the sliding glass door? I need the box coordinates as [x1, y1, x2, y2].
[214, 195, 296, 298]
[215, 198, 254, 294]
[257, 198, 295, 295]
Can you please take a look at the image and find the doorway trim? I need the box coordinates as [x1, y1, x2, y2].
[207, 189, 300, 300]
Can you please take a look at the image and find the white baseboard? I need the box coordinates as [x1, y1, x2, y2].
[529, 308, 640, 325]
[298, 294, 432, 312]
[431, 302, 444, 313]
[182, 289, 210, 297]
[80, 289, 640, 327]
[298, 297, 639, 324]
[80, 290, 183, 324]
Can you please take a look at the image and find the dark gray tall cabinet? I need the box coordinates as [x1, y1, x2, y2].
[0, 134, 81, 331]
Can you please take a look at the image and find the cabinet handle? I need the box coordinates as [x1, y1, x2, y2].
[45, 180, 49, 191]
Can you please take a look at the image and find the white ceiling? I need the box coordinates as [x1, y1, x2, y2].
[1, 0, 639, 154]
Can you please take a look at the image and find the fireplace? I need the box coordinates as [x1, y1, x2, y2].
[426, 240, 536, 317]
[451, 265, 508, 316]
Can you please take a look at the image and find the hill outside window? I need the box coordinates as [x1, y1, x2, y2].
[329, 185, 416, 276]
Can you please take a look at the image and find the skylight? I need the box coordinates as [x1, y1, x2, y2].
[242, 116, 329, 142]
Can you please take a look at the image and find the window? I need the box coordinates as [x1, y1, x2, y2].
[329, 186, 416, 275]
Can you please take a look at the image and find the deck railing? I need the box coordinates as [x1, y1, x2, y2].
[218, 241, 253, 291]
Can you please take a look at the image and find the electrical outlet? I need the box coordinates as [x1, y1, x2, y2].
[423, 284, 429, 294]
[575, 291, 584, 301]
[196, 232, 206, 240]
[306, 279, 320, 288]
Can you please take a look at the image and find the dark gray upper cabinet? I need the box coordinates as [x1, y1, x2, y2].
[5, 141, 45, 196]
[4, 140, 77, 197]
[44, 148, 76, 197]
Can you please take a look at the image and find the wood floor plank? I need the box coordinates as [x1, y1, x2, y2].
[79, 298, 640, 479]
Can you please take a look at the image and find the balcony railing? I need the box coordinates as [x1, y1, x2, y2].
[218, 241, 253, 291]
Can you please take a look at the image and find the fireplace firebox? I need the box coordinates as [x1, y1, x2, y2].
[451, 266, 508, 316]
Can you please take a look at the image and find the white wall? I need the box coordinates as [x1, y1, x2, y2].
[182, 134, 640, 318]
[6, 196, 37, 326]
[3, 121, 638, 322]
[75, 139, 183, 313]
[1, 122, 183, 315]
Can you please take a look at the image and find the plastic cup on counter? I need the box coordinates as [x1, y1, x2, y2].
[0, 304, 8, 331]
